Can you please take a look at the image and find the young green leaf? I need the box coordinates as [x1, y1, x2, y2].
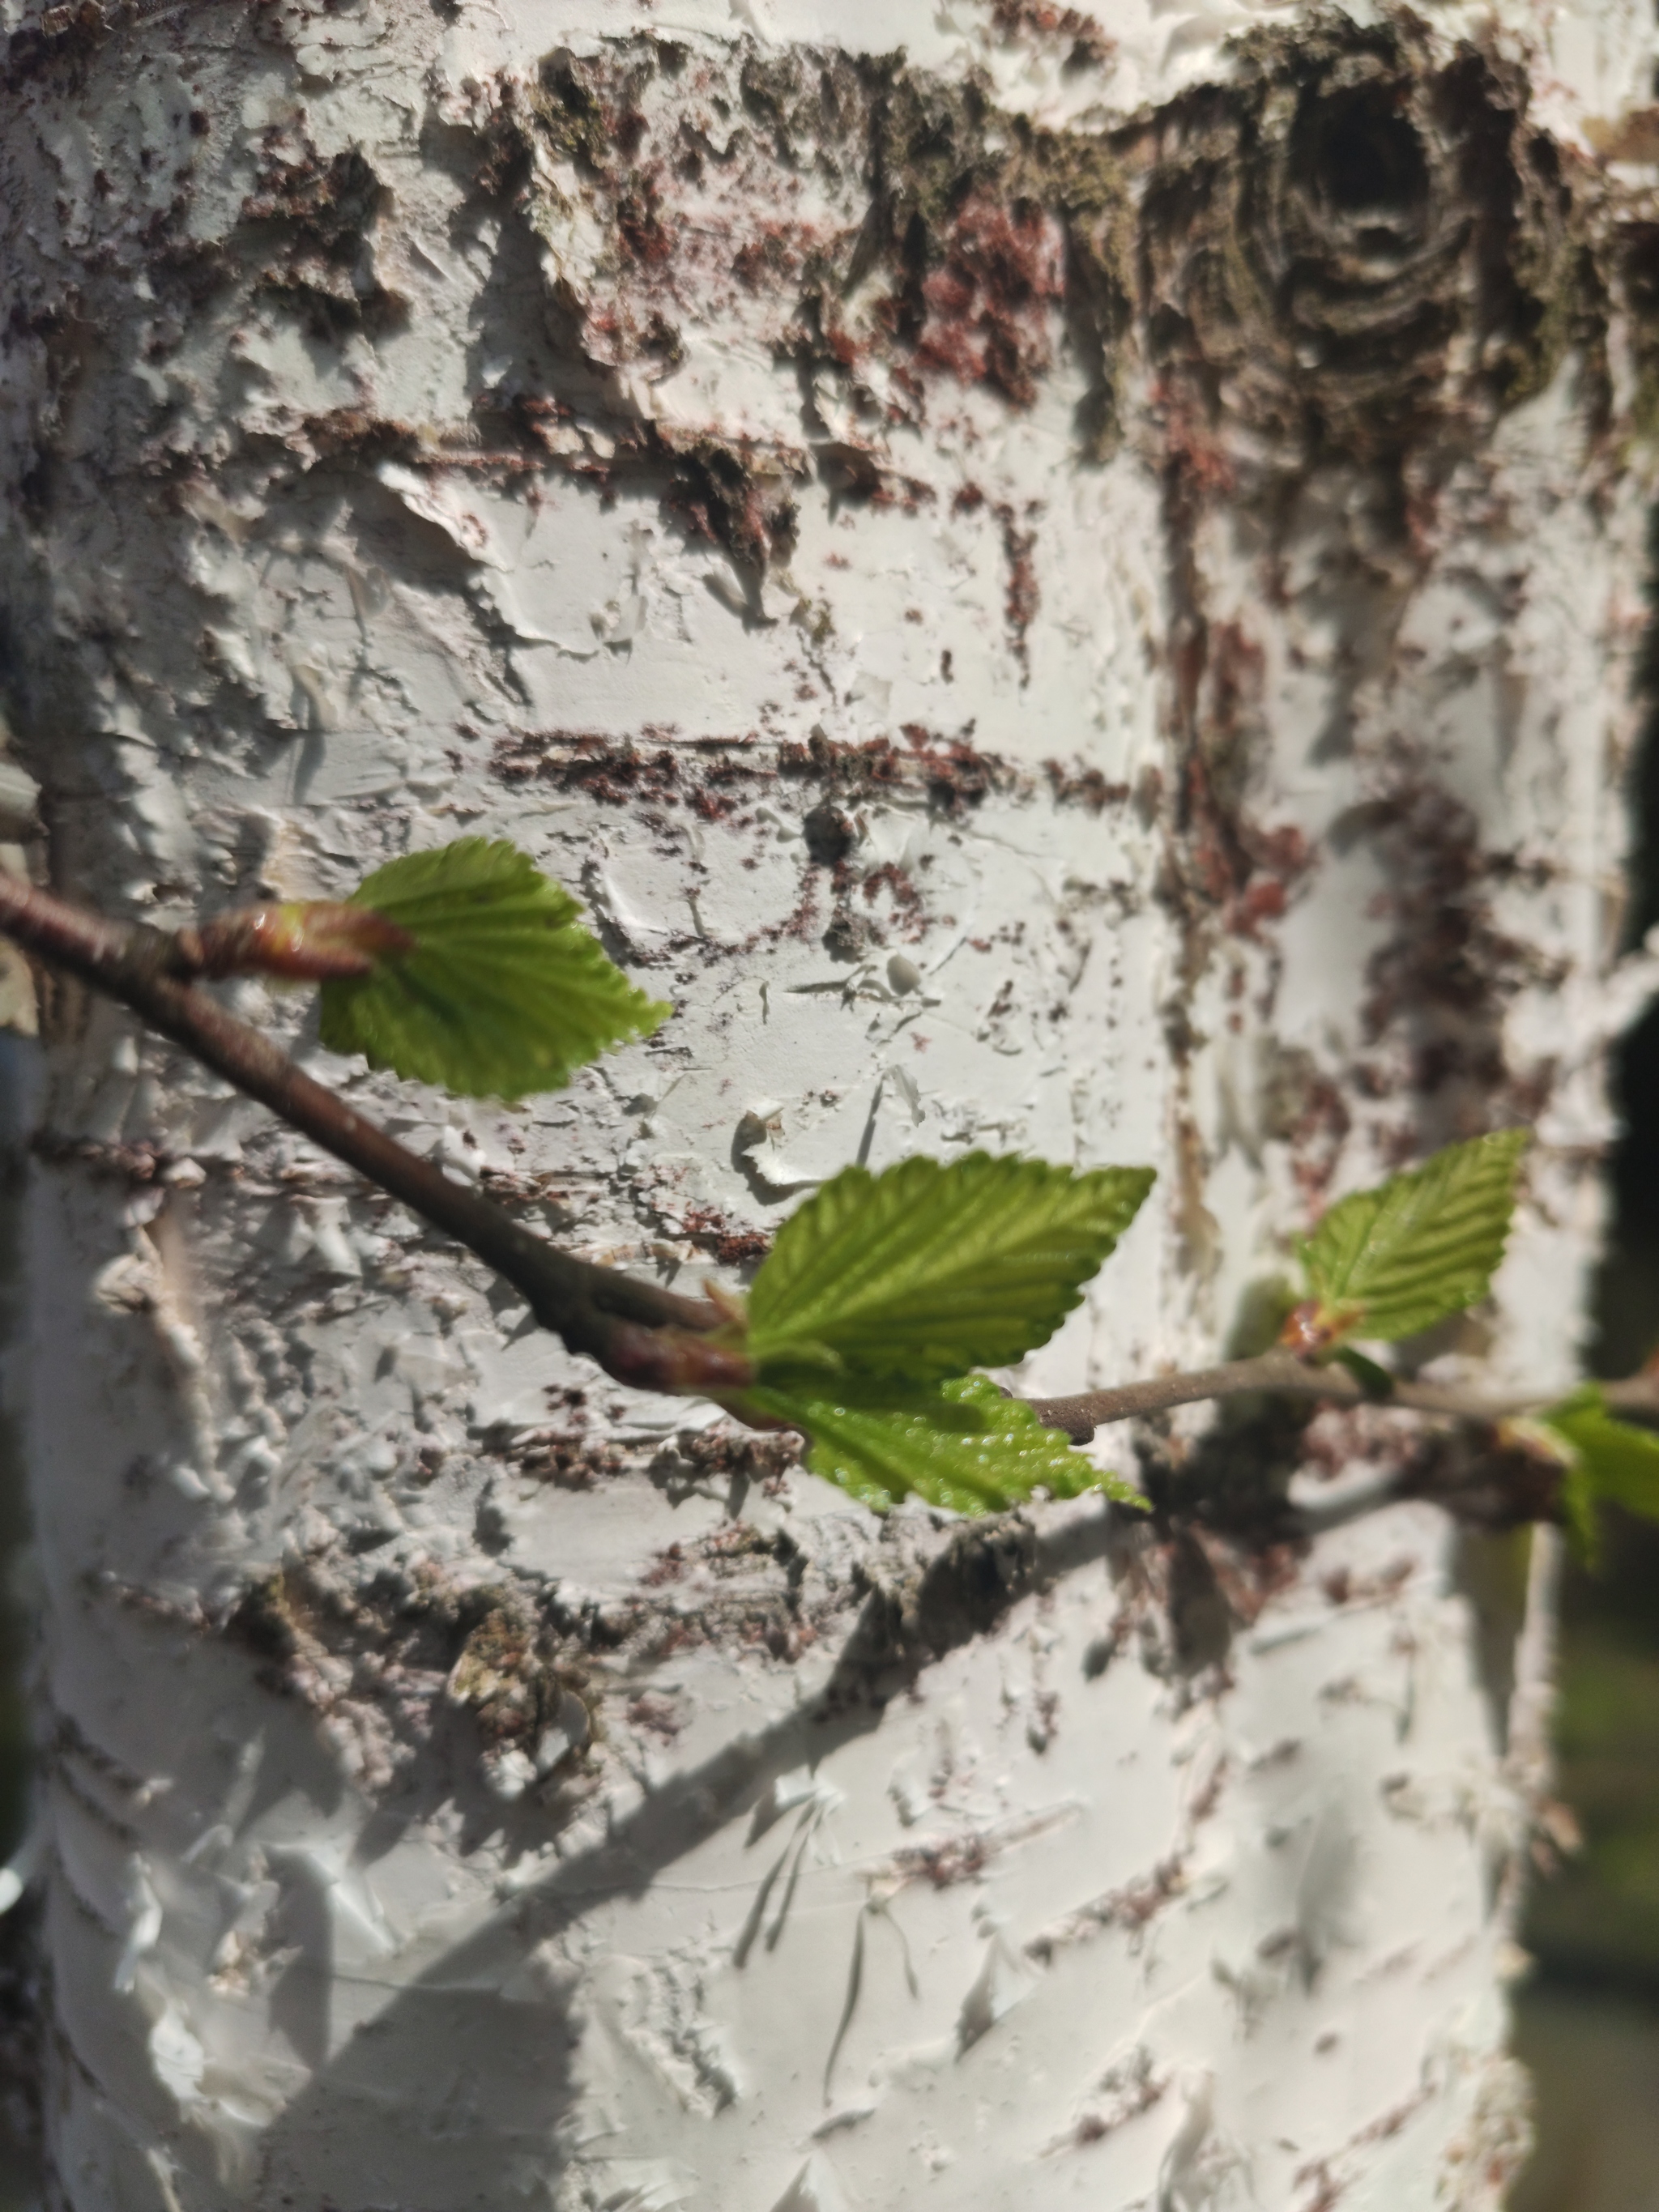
[1296, 1130, 1527, 1347]
[318, 838, 669, 1100]
[1332, 1345, 1396, 1400]
[739, 1372, 1147, 1517]
[1499, 1410, 1600, 1562]
[744, 1153, 1155, 1383]
[1541, 1386, 1659, 1527]
[1559, 1459, 1602, 1566]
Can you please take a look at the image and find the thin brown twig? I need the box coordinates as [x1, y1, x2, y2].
[0, 871, 748, 1398]
[7, 868, 1654, 1465]
[1027, 1353, 1659, 1440]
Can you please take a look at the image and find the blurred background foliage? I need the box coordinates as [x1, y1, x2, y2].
[1511, 910, 1659, 2208]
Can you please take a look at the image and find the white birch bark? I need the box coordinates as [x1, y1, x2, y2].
[2, 2, 1656, 2206]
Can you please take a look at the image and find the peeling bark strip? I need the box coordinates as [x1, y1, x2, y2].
[2, 2, 1655, 2207]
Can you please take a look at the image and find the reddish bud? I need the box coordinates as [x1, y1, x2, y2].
[598, 1321, 755, 1398]
[178, 901, 415, 982]
[1278, 1298, 1361, 1359]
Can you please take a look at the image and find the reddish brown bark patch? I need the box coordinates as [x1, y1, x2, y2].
[908, 194, 1066, 407]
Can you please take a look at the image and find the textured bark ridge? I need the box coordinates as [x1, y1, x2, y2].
[2, 2, 1657, 2206]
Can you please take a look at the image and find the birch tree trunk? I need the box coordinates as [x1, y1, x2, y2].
[2, 2, 1656, 2206]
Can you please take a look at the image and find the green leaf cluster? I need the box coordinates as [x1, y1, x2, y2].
[1299, 1129, 1527, 1347]
[310, 844, 1154, 1518]
[319, 838, 668, 1100]
[1537, 1385, 1659, 1563]
[728, 1152, 1155, 1518]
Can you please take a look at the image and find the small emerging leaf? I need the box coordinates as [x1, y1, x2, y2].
[1297, 1130, 1527, 1347]
[1542, 1385, 1659, 1529]
[746, 1152, 1156, 1383]
[740, 1372, 1147, 1517]
[318, 838, 669, 1100]
[1228, 1275, 1301, 1359]
[1498, 1412, 1593, 1558]
[1332, 1345, 1395, 1400]
[1559, 1460, 1602, 1567]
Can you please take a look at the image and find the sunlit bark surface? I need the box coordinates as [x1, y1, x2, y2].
[2, 2, 1657, 2205]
